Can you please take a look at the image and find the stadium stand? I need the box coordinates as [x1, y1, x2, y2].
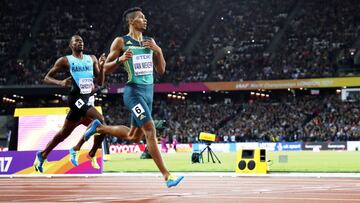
[101, 92, 360, 144]
[1, 0, 360, 143]
[1, 0, 359, 85]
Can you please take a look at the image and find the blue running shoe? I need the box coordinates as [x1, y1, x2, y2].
[166, 175, 184, 188]
[69, 148, 79, 167]
[83, 119, 101, 141]
[33, 151, 45, 173]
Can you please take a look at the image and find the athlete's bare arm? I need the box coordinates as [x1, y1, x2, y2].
[91, 54, 106, 86]
[44, 57, 72, 87]
[104, 37, 133, 74]
[143, 38, 165, 75]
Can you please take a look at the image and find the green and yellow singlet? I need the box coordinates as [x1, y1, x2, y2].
[122, 35, 154, 85]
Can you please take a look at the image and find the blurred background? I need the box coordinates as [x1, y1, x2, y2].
[1, 0, 360, 173]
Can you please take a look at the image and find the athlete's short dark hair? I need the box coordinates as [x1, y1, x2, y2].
[122, 7, 142, 24]
[69, 34, 81, 44]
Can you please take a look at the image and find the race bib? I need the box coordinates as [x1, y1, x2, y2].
[132, 54, 153, 76]
[75, 99, 85, 109]
[79, 78, 93, 94]
[132, 103, 145, 118]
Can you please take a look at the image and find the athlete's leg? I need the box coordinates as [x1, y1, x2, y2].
[141, 123, 184, 187]
[140, 120, 170, 180]
[134, 87, 183, 187]
[68, 106, 105, 168]
[69, 107, 106, 169]
[84, 107, 105, 158]
[89, 111, 144, 142]
[72, 117, 92, 151]
[96, 125, 130, 139]
[41, 119, 79, 159]
[96, 125, 144, 143]
[121, 85, 172, 179]
[72, 137, 86, 152]
[34, 118, 79, 172]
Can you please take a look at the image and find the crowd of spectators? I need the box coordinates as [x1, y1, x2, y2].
[103, 93, 360, 144]
[218, 95, 360, 143]
[102, 95, 242, 144]
[165, 0, 294, 83]
[2, 0, 360, 145]
[260, 0, 360, 80]
[0, 0, 39, 84]
[0, 0, 211, 85]
[19, 0, 133, 85]
[0, 1, 37, 59]
[2, 0, 359, 85]
[168, 0, 359, 83]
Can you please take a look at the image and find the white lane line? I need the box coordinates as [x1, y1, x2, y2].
[153, 193, 194, 197]
[233, 196, 360, 202]
[2, 172, 360, 178]
[2, 189, 360, 202]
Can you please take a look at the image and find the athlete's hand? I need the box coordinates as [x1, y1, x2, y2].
[143, 38, 161, 53]
[99, 53, 106, 67]
[118, 48, 133, 63]
[59, 77, 72, 87]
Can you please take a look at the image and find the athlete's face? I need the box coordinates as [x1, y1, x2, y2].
[130, 11, 147, 32]
[69, 36, 84, 52]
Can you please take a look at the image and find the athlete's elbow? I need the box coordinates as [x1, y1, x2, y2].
[158, 68, 165, 75]
[43, 76, 50, 84]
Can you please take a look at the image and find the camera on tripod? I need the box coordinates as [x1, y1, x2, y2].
[197, 132, 221, 164]
[199, 132, 216, 142]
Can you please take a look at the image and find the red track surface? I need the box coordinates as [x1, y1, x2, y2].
[1, 176, 360, 202]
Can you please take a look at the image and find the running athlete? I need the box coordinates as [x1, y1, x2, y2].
[33, 35, 106, 172]
[83, 7, 184, 188]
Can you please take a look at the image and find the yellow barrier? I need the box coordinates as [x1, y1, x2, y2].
[236, 148, 267, 174]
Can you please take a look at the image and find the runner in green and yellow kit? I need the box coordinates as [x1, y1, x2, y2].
[83, 7, 184, 188]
